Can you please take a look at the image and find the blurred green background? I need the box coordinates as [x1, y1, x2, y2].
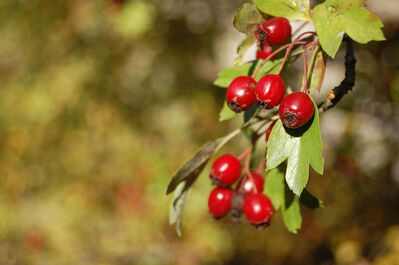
[0, 0, 399, 264]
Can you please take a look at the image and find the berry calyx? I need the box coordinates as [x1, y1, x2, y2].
[208, 187, 234, 219]
[265, 120, 277, 142]
[243, 193, 274, 228]
[279, 92, 314, 129]
[259, 17, 291, 46]
[255, 74, 286, 109]
[236, 172, 264, 196]
[226, 76, 256, 113]
[256, 43, 273, 60]
[210, 154, 242, 187]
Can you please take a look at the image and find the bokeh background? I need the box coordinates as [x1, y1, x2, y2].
[0, 0, 399, 264]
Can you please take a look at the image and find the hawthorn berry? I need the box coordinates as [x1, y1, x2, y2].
[243, 193, 274, 228]
[210, 154, 242, 187]
[265, 120, 277, 142]
[259, 17, 291, 46]
[208, 187, 234, 219]
[256, 43, 273, 60]
[255, 74, 286, 109]
[226, 76, 256, 113]
[279, 92, 314, 129]
[236, 172, 264, 196]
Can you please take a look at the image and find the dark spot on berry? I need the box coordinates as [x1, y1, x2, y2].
[283, 112, 299, 127]
[257, 100, 271, 110]
[228, 101, 242, 113]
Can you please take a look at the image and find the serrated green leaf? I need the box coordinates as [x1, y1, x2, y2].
[266, 102, 324, 196]
[308, 49, 327, 93]
[233, 3, 263, 33]
[264, 168, 285, 210]
[342, 8, 385, 44]
[300, 189, 324, 209]
[214, 59, 283, 88]
[312, 0, 384, 58]
[254, 0, 311, 21]
[219, 101, 237, 121]
[282, 189, 302, 233]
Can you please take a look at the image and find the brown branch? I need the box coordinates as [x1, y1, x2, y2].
[318, 36, 356, 112]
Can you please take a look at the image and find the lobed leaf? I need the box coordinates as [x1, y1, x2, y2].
[266, 102, 324, 196]
[254, 0, 311, 21]
[312, 0, 384, 58]
[219, 101, 237, 121]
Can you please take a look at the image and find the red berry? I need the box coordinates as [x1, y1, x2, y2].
[256, 43, 273, 60]
[210, 154, 242, 187]
[226, 76, 256, 113]
[208, 187, 234, 218]
[236, 172, 264, 196]
[265, 120, 277, 142]
[255, 74, 286, 109]
[279, 92, 314, 129]
[259, 17, 291, 46]
[243, 193, 274, 228]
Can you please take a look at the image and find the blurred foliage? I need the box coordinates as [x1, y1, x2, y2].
[0, 0, 398, 264]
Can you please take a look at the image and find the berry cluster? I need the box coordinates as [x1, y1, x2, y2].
[208, 154, 274, 229]
[226, 17, 315, 131]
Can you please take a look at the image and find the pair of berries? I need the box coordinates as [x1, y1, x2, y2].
[256, 17, 292, 60]
[226, 74, 285, 112]
[208, 154, 274, 227]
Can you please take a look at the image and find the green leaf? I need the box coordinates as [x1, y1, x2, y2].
[214, 59, 283, 88]
[312, 3, 345, 58]
[254, 0, 311, 21]
[233, 3, 263, 33]
[264, 167, 285, 210]
[312, 0, 384, 58]
[282, 189, 302, 233]
[266, 102, 324, 196]
[166, 141, 218, 195]
[232, 3, 263, 65]
[234, 30, 257, 66]
[342, 8, 385, 44]
[308, 49, 327, 93]
[219, 101, 236, 121]
[300, 189, 324, 209]
[169, 182, 191, 236]
[264, 167, 302, 233]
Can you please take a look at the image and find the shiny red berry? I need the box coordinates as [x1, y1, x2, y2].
[226, 76, 256, 113]
[256, 43, 273, 60]
[243, 193, 274, 228]
[259, 17, 291, 46]
[255, 74, 286, 109]
[265, 120, 277, 142]
[279, 92, 314, 129]
[210, 154, 242, 187]
[208, 187, 234, 219]
[236, 172, 264, 196]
